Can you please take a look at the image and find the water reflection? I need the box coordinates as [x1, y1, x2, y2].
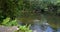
[57, 28, 60, 32]
[30, 19, 54, 32]
[31, 23, 54, 32]
[46, 26, 53, 32]
[19, 14, 59, 32]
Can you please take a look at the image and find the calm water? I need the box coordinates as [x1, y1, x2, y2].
[30, 19, 54, 32]
[19, 14, 60, 32]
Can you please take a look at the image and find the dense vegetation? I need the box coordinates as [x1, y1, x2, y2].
[0, 0, 60, 18]
[0, 0, 60, 31]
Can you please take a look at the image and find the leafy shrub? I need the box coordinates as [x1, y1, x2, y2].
[1, 17, 18, 26]
[1, 17, 10, 25]
[1, 17, 32, 32]
[17, 24, 32, 32]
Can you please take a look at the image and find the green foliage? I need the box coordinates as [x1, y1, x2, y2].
[1, 17, 18, 26]
[0, 0, 60, 19]
[0, 17, 32, 32]
[0, 0, 60, 31]
[16, 24, 32, 32]
[2, 17, 10, 25]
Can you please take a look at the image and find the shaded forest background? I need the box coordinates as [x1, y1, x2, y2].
[0, 0, 60, 18]
[0, 0, 60, 30]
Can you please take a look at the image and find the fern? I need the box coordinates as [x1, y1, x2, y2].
[2, 17, 10, 25]
[17, 24, 32, 32]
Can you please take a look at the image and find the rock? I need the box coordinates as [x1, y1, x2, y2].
[0, 26, 19, 32]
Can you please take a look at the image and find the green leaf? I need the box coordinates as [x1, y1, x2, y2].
[2, 17, 10, 25]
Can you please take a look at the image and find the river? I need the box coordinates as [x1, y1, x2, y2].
[18, 14, 60, 32]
